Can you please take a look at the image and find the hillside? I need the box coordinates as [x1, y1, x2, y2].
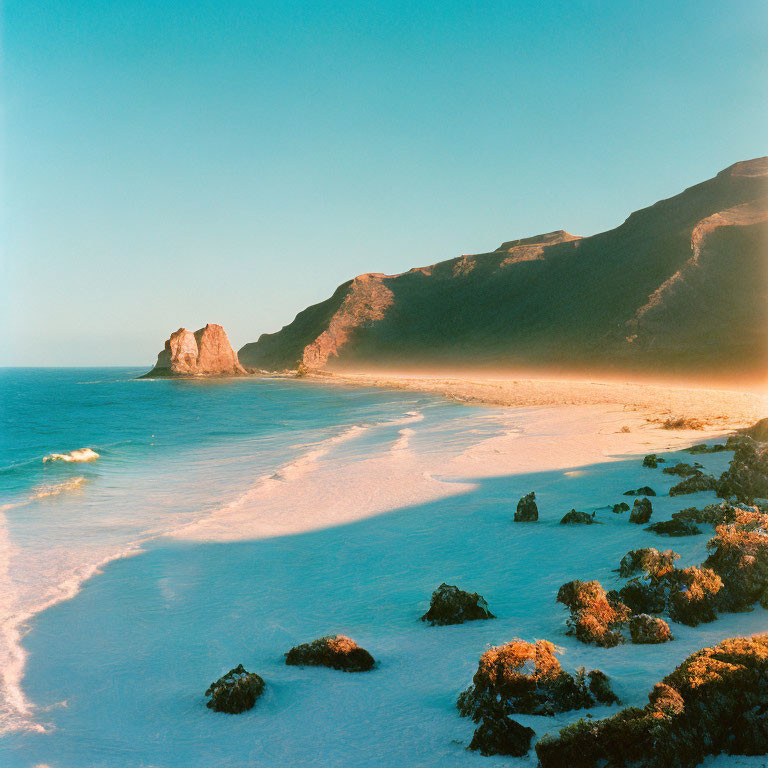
[239, 158, 768, 381]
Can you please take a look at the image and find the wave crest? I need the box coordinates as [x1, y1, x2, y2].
[42, 448, 99, 464]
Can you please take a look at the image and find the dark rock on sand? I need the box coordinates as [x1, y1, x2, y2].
[587, 670, 620, 705]
[642, 454, 663, 468]
[623, 486, 656, 496]
[618, 578, 667, 615]
[285, 635, 375, 672]
[669, 471, 717, 496]
[612, 501, 630, 514]
[205, 664, 265, 714]
[458, 639, 617, 722]
[618, 548, 680, 577]
[672, 502, 740, 526]
[617, 554, 720, 626]
[618, 547, 680, 578]
[663, 462, 703, 477]
[666, 567, 722, 626]
[421, 583, 495, 626]
[629, 614, 673, 644]
[535, 634, 768, 768]
[629, 497, 653, 524]
[560, 509, 595, 525]
[645, 519, 702, 537]
[557, 581, 630, 647]
[468, 708, 535, 757]
[514, 491, 538, 522]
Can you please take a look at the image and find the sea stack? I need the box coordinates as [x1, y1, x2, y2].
[143, 324, 248, 377]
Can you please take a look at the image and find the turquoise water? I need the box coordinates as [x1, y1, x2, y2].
[2, 370, 757, 768]
[0, 368, 501, 745]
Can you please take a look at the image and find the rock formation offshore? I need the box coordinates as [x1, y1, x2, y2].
[143, 324, 247, 377]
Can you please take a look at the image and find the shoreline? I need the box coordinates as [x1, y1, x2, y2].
[9, 392, 767, 766]
[308, 370, 767, 430]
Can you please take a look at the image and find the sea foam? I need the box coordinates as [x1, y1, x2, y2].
[42, 448, 99, 464]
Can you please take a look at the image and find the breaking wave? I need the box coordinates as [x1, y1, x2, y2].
[42, 448, 99, 464]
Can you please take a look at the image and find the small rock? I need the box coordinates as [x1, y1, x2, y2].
[643, 454, 664, 468]
[588, 669, 620, 704]
[687, 443, 727, 454]
[629, 614, 673, 644]
[629, 497, 653, 524]
[623, 486, 656, 496]
[612, 501, 630, 514]
[285, 635, 375, 672]
[618, 548, 679, 577]
[468, 711, 535, 757]
[669, 472, 717, 496]
[560, 509, 595, 525]
[205, 664, 265, 714]
[663, 462, 703, 477]
[514, 491, 538, 522]
[645, 519, 702, 537]
[421, 583, 495, 626]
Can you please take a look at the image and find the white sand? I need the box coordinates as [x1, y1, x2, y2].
[174, 394, 762, 543]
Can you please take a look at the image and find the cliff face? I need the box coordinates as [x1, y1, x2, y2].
[239, 157, 768, 380]
[144, 324, 247, 377]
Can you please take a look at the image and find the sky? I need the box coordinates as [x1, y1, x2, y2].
[2, 0, 767, 366]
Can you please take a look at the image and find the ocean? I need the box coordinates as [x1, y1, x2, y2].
[0, 369, 763, 767]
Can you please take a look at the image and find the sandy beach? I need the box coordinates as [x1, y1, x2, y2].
[313, 371, 767, 428]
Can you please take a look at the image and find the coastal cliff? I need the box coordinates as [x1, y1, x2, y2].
[238, 157, 768, 380]
[143, 324, 247, 377]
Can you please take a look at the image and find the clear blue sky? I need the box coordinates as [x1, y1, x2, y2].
[3, 0, 766, 365]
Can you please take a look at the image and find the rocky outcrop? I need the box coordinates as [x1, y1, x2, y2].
[285, 635, 374, 672]
[535, 634, 768, 768]
[301, 275, 394, 368]
[467, 711, 535, 757]
[205, 664, 265, 713]
[629, 614, 673, 644]
[612, 502, 630, 514]
[623, 486, 656, 496]
[557, 581, 630, 647]
[645, 519, 702, 537]
[663, 462, 703, 477]
[715, 437, 768, 503]
[514, 492, 538, 522]
[144, 324, 247, 377]
[672, 502, 739, 526]
[704, 505, 768, 612]
[238, 157, 768, 382]
[642, 454, 664, 468]
[420, 583, 495, 626]
[457, 639, 617, 724]
[629, 498, 653, 524]
[670, 471, 717, 496]
[687, 442, 728, 454]
[619, 565, 721, 627]
[618, 547, 679, 578]
[560, 509, 595, 525]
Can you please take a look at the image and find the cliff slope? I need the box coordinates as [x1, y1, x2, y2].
[239, 158, 768, 380]
[144, 324, 247, 377]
